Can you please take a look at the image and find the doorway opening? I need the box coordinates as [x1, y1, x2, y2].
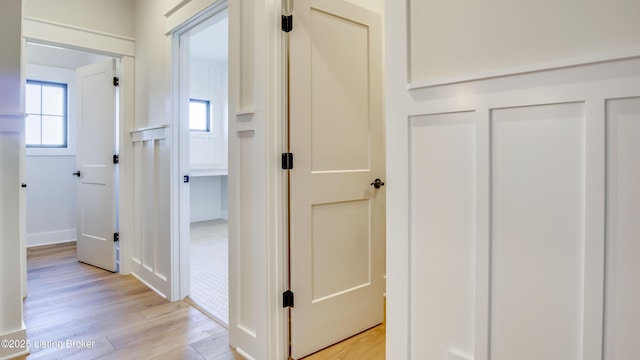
[24, 42, 120, 274]
[176, 7, 230, 326]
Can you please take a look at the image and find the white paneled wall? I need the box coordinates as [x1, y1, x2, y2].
[386, 2, 640, 358]
[391, 61, 640, 360]
[490, 103, 586, 360]
[409, 112, 475, 360]
[130, 127, 172, 297]
[604, 97, 640, 360]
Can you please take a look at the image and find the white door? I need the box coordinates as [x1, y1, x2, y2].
[75, 59, 118, 272]
[289, 0, 385, 358]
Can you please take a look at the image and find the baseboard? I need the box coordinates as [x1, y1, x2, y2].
[235, 347, 256, 360]
[26, 229, 76, 248]
[0, 326, 29, 360]
[130, 272, 168, 300]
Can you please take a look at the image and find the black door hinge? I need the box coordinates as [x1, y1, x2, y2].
[282, 15, 293, 32]
[281, 152, 293, 170]
[114, 232, 120, 242]
[113, 77, 120, 87]
[283, 290, 294, 308]
[113, 154, 119, 164]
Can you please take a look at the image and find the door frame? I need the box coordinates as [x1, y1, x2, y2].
[169, 0, 229, 302]
[22, 20, 136, 276]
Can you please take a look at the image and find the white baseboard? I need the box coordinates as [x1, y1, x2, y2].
[448, 349, 473, 360]
[0, 326, 28, 360]
[26, 229, 76, 248]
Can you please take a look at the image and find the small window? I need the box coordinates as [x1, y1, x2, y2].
[189, 99, 210, 132]
[26, 80, 68, 148]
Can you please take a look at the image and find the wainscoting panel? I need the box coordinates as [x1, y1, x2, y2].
[130, 132, 172, 298]
[236, 130, 258, 337]
[604, 97, 640, 360]
[409, 112, 476, 360]
[490, 103, 586, 360]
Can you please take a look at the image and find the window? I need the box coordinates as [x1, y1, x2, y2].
[189, 99, 210, 132]
[26, 80, 68, 148]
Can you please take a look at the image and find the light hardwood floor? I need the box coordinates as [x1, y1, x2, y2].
[20, 242, 384, 360]
[302, 324, 385, 360]
[22, 242, 241, 360]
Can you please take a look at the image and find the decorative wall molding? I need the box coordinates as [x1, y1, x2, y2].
[130, 125, 169, 142]
[408, 50, 640, 90]
[236, 111, 255, 132]
[405, 0, 640, 90]
[0, 113, 25, 134]
[23, 16, 135, 57]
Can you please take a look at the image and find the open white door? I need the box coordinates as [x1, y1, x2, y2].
[75, 59, 118, 272]
[289, 0, 385, 358]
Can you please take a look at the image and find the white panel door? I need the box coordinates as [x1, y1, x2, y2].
[76, 59, 118, 272]
[289, 0, 384, 358]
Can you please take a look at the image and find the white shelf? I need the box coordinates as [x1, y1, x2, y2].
[190, 167, 228, 177]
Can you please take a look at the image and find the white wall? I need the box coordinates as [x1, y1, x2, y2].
[0, 0, 27, 358]
[407, 0, 640, 86]
[24, 64, 78, 247]
[189, 57, 228, 222]
[190, 175, 227, 222]
[190, 57, 228, 168]
[24, 0, 135, 39]
[386, 2, 640, 360]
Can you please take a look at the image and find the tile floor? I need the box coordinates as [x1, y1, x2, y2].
[190, 219, 229, 326]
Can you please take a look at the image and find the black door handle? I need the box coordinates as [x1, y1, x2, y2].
[73, 171, 81, 177]
[371, 178, 385, 189]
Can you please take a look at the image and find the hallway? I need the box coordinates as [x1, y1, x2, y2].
[22, 242, 240, 360]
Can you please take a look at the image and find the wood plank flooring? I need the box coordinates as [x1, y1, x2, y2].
[22, 242, 241, 360]
[302, 324, 385, 360]
[20, 242, 385, 360]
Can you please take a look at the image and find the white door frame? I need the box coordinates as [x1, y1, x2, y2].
[168, 0, 288, 358]
[169, 0, 229, 302]
[22, 20, 135, 276]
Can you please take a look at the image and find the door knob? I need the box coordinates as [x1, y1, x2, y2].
[73, 171, 81, 177]
[370, 178, 385, 189]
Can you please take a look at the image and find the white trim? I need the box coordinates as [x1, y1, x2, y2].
[130, 125, 169, 142]
[408, 49, 640, 90]
[165, 0, 228, 35]
[23, 16, 135, 57]
[235, 347, 256, 360]
[0, 113, 25, 133]
[131, 272, 169, 300]
[165, 0, 193, 18]
[235, 112, 255, 132]
[26, 229, 76, 247]
[169, 0, 229, 305]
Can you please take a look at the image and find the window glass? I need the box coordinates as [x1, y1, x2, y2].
[42, 85, 65, 115]
[189, 99, 210, 132]
[26, 83, 41, 114]
[25, 80, 67, 147]
[25, 115, 41, 145]
[42, 116, 65, 146]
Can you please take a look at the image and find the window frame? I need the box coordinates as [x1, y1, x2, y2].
[25, 79, 69, 148]
[189, 98, 211, 132]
